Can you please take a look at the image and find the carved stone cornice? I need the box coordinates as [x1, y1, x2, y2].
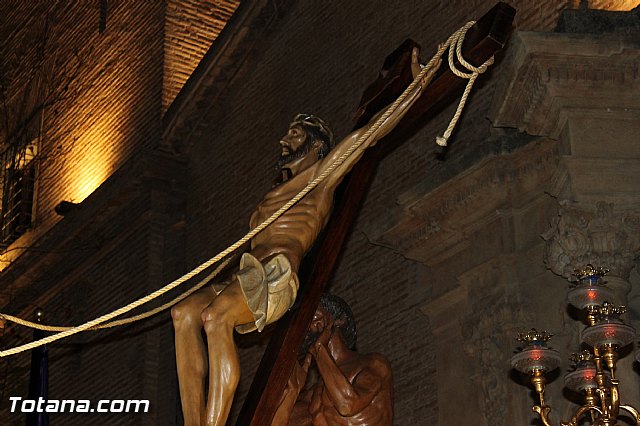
[496, 31, 640, 278]
[542, 200, 640, 279]
[375, 138, 558, 265]
[489, 31, 640, 140]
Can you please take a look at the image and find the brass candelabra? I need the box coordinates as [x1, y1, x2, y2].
[511, 265, 640, 426]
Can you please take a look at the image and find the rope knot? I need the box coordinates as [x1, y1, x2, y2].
[476, 56, 494, 74]
[435, 136, 448, 147]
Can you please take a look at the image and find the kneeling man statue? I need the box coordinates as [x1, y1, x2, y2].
[272, 293, 393, 425]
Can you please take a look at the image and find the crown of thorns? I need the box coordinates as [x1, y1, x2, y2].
[290, 114, 334, 147]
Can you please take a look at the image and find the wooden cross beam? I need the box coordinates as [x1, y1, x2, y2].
[236, 3, 515, 425]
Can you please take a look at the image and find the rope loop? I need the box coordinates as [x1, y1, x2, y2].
[436, 20, 495, 148]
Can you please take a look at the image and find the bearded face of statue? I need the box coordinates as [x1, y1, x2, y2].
[277, 124, 318, 170]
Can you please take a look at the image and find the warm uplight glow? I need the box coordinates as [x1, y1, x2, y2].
[564, 367, 598, 392]
[583, 0, 640, 10]
[582, 322, 636, 348]
[66, 133, 116, 203]
[511, 346, 562, 374]
[72, 156, 113, 203]
[0, 114, 119, 270]
[62, 101, 128, 203]
[0, 249, 19, 270]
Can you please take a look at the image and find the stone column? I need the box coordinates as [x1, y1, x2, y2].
[542, 200, 640, 410]
[543, 200, 640, 302]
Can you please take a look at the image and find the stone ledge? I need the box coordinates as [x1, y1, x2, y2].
[375, 138, 558, 266]
[489, 31, 640, 139]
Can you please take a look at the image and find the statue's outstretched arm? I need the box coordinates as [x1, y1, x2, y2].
[319, 50, 441, 189]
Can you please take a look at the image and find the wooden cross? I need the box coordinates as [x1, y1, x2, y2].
[236, 3, 516, 424]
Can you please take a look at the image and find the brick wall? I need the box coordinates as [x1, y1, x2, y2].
[571, 0, 640, 10]
[182, 1, 579, 423]
[0, 1, 165, 264]
[0, 2, 185, 424]
[164, 0, 240, 112]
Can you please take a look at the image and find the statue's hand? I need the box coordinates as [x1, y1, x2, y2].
[411, 47, 423, 80]
[420, 57, 442, 88]
[310, 316, 334, 358]
[288, 354, 312, 392]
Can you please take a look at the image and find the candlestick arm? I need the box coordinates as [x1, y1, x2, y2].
[620, 404, 640, 425]
[560, 405, 602, 426]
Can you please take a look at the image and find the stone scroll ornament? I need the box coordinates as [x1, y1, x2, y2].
[542, 201, 640, 280]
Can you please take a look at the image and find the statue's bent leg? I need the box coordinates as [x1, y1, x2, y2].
[172, 286, 218, 426]
[201, 280, 255, 426]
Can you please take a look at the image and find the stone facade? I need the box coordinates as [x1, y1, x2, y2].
[414, 29, 640, 424]
[1, 2, 639, 426]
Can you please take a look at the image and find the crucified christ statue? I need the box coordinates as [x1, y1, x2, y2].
[171, 48, 437, 426]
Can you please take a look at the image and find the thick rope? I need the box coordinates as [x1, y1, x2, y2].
[0, 20, 486, 357]
[0, 257, 234, 332]
[435, 20, 494, 147]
